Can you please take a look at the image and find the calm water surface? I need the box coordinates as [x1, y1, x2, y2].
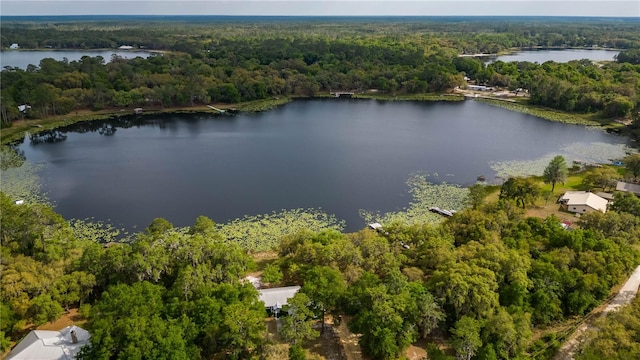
[489, 49, 618, 63]
[1, 50, 153, 69]
[1, 49, 618, 70]
[17, 100, 629, 232]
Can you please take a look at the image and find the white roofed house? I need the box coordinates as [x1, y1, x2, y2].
[6, 325, 90, 360]
[558, 191, 608, 214]
[258, 286, 301, 317]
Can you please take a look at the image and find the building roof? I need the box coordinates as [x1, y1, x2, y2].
[559, 191, 608, 213]
[368, 223, 383, 230]
[6, 325, 90, 360]
[258, 286, 301, 309]
[595, 192, 615, 201]
[616, 181, 640, 196]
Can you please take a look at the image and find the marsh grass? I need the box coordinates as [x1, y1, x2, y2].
[477, 98, 612, 126]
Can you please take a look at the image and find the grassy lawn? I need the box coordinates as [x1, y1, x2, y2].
[251, 252, 279, 273]
[483, 168, 617, 223]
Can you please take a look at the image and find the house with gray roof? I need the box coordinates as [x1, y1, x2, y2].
[616, 181, 640, 196]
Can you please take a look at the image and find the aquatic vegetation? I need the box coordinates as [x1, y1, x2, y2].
[361, 173, 470, 226]
[477, 99, 604, 125]
[70, 218, 132, 244]
[358, 93, 465, 102]
[0, 147, 48, 204]
[490, 142, 633, 178]
[236, 97, 292, 112]
[561, 142, 635, 164]
[217, 208, 345, 252]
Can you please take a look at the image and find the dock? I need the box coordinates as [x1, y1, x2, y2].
[207, 105, 226, 113]
[332, 92, 355, 98]
[429, 207, 456, 217]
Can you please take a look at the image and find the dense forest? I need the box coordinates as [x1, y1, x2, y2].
[1, 18, 640, 131]
[2, 18, 640, 360]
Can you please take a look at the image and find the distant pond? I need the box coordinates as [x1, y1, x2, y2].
[487, 49, 619, 63]
[1, 50, 155, 69]
[16, 99, 630, 232]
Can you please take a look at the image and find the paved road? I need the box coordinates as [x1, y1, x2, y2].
[602, 265, 640, 314]
[554, 265, 640, 360]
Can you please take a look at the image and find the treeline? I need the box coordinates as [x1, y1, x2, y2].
[2, 181, 639, 359]
[2, 34, 639, 128]
[2, 18, 640, 51]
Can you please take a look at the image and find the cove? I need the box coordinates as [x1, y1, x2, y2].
[0, 50, 154, 69]
[17, 99, 630, 232]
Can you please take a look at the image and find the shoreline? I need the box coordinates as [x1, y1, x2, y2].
[458, 46, 622, 58]
[0, 93, 620, 146]
[1, 48, 167, 54]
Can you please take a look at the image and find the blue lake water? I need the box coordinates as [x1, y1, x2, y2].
[16, 99, 630, 232]
[488, 49, 619, 63]
[1, 50, 154, 69]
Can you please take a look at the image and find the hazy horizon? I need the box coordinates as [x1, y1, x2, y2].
[2, 1, 639, 18]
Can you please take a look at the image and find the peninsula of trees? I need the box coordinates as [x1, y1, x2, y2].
[1, 17, 639, 138]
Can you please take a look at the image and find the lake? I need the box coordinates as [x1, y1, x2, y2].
[0, 50, 154, 69]
[488, 49, 619, 63]
[1, 48, 620, 70]
[16, 99, 630, 232]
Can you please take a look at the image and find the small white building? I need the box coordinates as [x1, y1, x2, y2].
[258, 286, 300, 313]
[558, 191, 608, 214]
[368, 223, 383, 231]
[6, 325, 90, 360]
[467, 85, 491, 91]
[118, 45, 134, 50]
[9, 43, 19, 49]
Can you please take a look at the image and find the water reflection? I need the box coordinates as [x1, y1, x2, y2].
[17, 100, 631, 232]
[30, 130, 68, 144]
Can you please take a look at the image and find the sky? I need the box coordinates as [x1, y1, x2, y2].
[1, 0, 639, 17]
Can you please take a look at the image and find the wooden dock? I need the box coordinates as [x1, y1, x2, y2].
[429, 207, 456, 217]
[332, 92, 355, 98]
[207, 105, 226, 113]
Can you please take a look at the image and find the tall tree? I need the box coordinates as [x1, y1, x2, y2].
[623, 153, 640, 181]
[451, 316, 483, 360]
[279, 293, 319, 346]
[407, 282, 445, 339]
[543, 155, 568, 192]
[301, 266, 346, 332]
[610, 192, 640, 217]
[499, 177, 540, 209]
[582, 167, 619, 191]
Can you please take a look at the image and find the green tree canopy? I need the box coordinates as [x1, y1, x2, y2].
[543, 155, 568, 192]
[623, 153, 640, 180]
[279, 292, 319, 346]
[499, 177, 540, 209]
[582, 167, 620, 191]
[301, 266, 346, 332]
